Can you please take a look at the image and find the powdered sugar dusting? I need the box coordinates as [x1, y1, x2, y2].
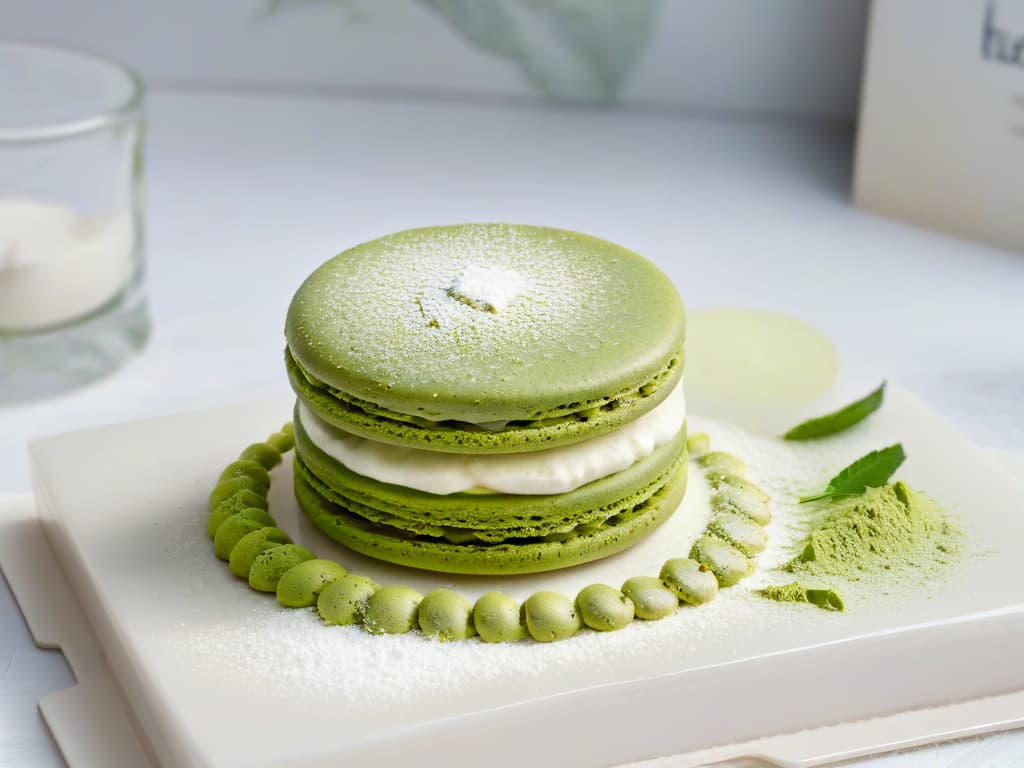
[165, 412, 929, 722]
[285, 224, 682, 422]
[292, 226, 600, 374]
[171, 586, 796, 718]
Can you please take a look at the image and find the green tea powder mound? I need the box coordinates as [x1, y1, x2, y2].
[786, 481, 959, 581]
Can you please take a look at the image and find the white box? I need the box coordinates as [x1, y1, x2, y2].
[855, 0, 1024, 253]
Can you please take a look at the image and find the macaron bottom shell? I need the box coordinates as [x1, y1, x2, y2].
[294, 457, 688, 576]
[293, 413, 688, 540]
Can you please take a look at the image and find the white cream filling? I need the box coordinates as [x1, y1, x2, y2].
[298, 381, 686, 496]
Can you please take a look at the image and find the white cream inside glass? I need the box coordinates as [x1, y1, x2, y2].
[0, 199, 133, 330]
[298, 381, 686, 496]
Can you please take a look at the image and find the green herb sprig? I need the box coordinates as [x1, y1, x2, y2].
[783, 383, 886, 440]
[799, 443, 906, 503]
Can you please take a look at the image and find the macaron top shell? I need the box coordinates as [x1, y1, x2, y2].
[286, 224, 685, 426]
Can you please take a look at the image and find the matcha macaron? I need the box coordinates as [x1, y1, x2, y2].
[287, 224, 687, 575]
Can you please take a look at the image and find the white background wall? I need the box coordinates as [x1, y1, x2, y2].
[3, 0, 869, 119]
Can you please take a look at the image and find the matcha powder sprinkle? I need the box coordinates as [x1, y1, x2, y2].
[784, 481, 960, 581]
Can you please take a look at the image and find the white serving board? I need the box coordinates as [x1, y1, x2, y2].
[12, 386, 1024, 768]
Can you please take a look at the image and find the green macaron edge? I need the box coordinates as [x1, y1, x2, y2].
[287, 348, 684, 454]
[285, 224, 686, 428]
[294, 409, 688, 533]
[294, 455, 688, 575]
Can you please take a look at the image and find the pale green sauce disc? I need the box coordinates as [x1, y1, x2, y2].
[684, 308, 839, 434]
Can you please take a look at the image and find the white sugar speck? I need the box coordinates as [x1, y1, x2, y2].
[447, 263, 527, 313]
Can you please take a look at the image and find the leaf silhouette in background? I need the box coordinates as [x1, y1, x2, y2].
[419, 0, 662, 102]
[267, 0, 662, 103]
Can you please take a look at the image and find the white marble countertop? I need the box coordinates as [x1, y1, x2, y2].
[1, 89, 1022, 766]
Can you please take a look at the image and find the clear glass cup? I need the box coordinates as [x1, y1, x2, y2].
[0, 41, 149, 403]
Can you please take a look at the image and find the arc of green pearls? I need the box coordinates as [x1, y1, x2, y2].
[206, 427, 771, 644]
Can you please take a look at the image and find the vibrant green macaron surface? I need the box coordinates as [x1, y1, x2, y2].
[285, 224, 685, 450]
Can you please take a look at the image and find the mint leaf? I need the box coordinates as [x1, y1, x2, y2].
[799, 444, 906, 503]
[783, 383, 886, 440]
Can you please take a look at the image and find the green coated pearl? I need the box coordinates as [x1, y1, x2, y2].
[277, 559, 348, 608]
[239, 442, 282, 470]
[317, 574, 379, 626]
[711, 491, 771, 528]
[208, 477, 267, 512]
[217, 459, 271, 491]
[207, 489, 269, 539]
[228, 527, 291, 578]
[576, 584, 634, 631]
[711, 475, 771, 525]
[716, 473, 769, 503]
[686, 432, 710, 458]
[524, 591, 582, 642]
[248, 544, 316, 592]
[213, 509, 276, 561]
[659, 558, 719, 605]
[364, 585, 423, 635]
[621, 576, 679, 620]
[698, 451, 746, 480]
[418, 589, 476, 641]
[708, 511, 768, 557]
[690, 535, 754, 587]
[473, 592, 526, 643]
[266, 430, 294, 454]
